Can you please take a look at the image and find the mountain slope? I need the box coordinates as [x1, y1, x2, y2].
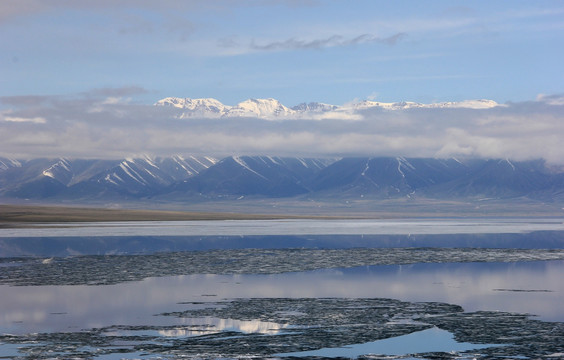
[0, 158, 21, 171]
[428, 159, 554, 199]
[1, 156, 563, 202]
[0, 156, 218, 200]
[2, 158, 87, 198]
[68, 156, 218, 198]
[167, 156, 331, 197]
[309, 157, 473, 198]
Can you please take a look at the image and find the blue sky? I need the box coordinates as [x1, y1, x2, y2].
[2, 0, 563, 106]
[1, 0, 564, 162]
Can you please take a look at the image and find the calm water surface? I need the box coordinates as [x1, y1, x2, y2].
[1, 218, 563, 359]
[1, 260, 563, 337]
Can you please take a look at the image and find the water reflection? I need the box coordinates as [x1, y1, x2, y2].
[2, 231, 564, 258]
[276, 327, 503, 358]
[1, 260, 563, 337]
[100, 317, 289, 338]
[176, 317, 289, 335]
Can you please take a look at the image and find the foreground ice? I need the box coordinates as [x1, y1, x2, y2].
[2, 297, 561, 359]
[2, 247, 564, 286]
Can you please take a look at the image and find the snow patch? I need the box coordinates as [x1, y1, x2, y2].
[188, 156, 212, 169]
[505, 158, 516, 171]
[41, 159, 71, 180]
[119, 162, 148, 185]
[104, 174, 120, 185]
[396, 157, 415, 178]
[267, 156, 281, 165]
[143, 167, 158, 179]
[297, 158, 309, 169]
[172, 155, 194, 175]
[42, 170, 55, 178]
[232, 156, 267, 180]
[361, 160, 370, 176]
[142, 155, 159, 169]
[204, 156, 218, 165]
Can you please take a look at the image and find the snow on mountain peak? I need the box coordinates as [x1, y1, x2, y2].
[155, 97, 187, 108]
[292, 102, 339, 112]
[348, 100, 422, 110]
[228, 98, 295, 118]
[156, 97, 230, 117]
[41, 158, 73, 183]
[440, 99, 499, 109]
[155, 96, 500, 119]
[347, 99, 499, 111]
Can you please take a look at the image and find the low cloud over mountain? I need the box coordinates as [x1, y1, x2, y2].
[1, 91, 564, 164]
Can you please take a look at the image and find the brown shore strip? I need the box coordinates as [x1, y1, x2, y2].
[0, 204, 342, 227]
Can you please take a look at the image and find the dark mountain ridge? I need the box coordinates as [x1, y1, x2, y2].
[1, 155, 563, 203]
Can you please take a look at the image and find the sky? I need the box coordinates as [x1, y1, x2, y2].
[1, 0, 564, 162]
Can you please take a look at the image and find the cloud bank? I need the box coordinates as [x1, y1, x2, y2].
[1, 91, 564, 164]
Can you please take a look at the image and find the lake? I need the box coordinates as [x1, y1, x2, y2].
[1, 218, 564, 359]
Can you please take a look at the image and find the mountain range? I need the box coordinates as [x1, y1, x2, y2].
[1, 155, 563, 204]
[155, 97, 500, 119]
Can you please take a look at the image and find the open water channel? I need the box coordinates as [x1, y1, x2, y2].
[1, 218, 564, 359]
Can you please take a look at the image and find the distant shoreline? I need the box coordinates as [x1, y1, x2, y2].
[0, 204, 345, 227]
[1, 202, 561, 228]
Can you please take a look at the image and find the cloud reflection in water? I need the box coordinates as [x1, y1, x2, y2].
[1, 260, 563, 337]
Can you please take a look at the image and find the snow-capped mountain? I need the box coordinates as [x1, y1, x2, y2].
[292, 102, 339, 112]
[431, 99, 499, 109]
[79, 155, 218, 197]
[41, 158, 74, 185]
[348, 99, 499, 111]
[155, 155, 218, 181]
[156, 97, 297, 118]
[227, 98, 295, 118]
[155, 97, 500, 119]
[155, 97, 228, 117]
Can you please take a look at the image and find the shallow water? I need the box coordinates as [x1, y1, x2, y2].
[1, 260, 563, 338]
[276, 327, 504, 358]
[1, 218, 564, 359]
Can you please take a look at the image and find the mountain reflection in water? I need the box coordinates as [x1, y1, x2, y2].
[1, 220, 564, 359]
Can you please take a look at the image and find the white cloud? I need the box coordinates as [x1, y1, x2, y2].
[1, 91, 564, 164]
[536, 93, 564, 106]
[2, 115, 46, 124]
